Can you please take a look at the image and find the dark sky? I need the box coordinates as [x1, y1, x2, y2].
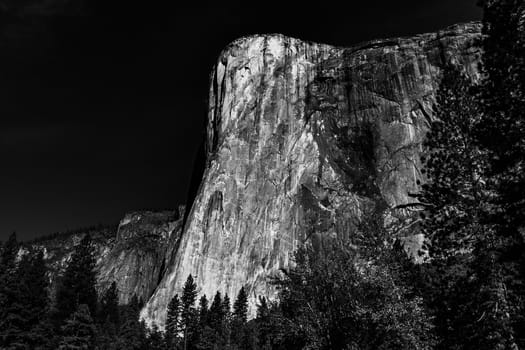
[0, 0, 482, 241]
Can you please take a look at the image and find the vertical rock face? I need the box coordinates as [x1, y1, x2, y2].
[141, 23, 482, 327]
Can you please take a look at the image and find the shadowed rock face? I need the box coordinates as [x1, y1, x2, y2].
[141, 23, 483, 328]
[97, 209, 184, 304]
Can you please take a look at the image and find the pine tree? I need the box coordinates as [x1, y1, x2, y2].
[166, 294, 181, 349]
[233, 287, 248, 324]
[254, 296, 278, 350]
[0, 250, 51, 349]
[181, 274, 198, 350]
[55, 234, 98, 322]
[476, 1, 525, 346]
[414, 2, 525, 347]
[417, 65, 487, 258]
[59, 304, 97, 350]
[198, 295, 209, 326]
[221, 294, 232, 349]
[17, 251, 50, 348]
[194, 295, 210, 350]
[200, 291, 225, 349]
[478, 0, 525, 233]
[208, 292, 223, 331]
[232, 287, 250, 349]
[415, 65, 491, 349]
[221, 294, 231, 320]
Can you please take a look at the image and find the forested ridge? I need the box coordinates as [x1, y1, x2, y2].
[1, 0, 524, 349]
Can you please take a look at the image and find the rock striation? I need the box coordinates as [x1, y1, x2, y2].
[141, 22, 483, 328]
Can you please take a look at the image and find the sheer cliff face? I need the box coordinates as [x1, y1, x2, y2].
[141, 23, 482, 327]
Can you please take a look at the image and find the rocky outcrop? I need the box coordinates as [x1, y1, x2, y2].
[141, 22, 483, 328]
[97, 208, 184, 304]
[26, 207, 184, 304]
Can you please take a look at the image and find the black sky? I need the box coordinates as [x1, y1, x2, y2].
[0, 0, 482, 241]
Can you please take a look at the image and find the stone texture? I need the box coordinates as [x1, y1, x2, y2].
[141, 22, 483, 328]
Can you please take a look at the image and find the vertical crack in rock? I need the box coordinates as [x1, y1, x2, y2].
[141, 23, 483, 328]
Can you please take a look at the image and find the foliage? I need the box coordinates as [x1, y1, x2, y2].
[55, 234, 98, 322]
[58, 304, 97, 350]
[413, 1, 525, 348]
[166, 294, 181, 348]
[0, 249, 51, 349]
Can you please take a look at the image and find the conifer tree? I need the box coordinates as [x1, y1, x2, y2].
[59, 304, 97, 350]
[415, 1, 525, 347]
[194, 295, 210, 350]
[254, 296, 277, 350]
[208, 292, 223, 331]
[476, 1, 525, 346]
[198, 295, 209, 326]
[166, 294, 181, 349]
[233, 287, 248, 324]
[232, 287, 250, 349]
[415, 65, 490, 349]
[55, 234, 98, 322]
[181, 275, 198, 350]
[198, 291, 225, 349]
[221, 294, 231, 320]
[0, 250, 51, 349]
[221, 294, 232, 349]
[17, 251, 50, 348]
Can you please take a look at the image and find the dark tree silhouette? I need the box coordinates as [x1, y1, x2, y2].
[59, 304, 97, 350]
[55, 234, 98, 322]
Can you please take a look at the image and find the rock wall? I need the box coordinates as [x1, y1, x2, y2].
[141, 22, 483, 327]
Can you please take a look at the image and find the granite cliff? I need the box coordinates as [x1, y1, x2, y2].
[141, 22, 483, 327]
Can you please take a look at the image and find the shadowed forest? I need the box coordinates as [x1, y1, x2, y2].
[1, 0, 524, 349]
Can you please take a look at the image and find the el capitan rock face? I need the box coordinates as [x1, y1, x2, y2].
[141, 23, 483, 327]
